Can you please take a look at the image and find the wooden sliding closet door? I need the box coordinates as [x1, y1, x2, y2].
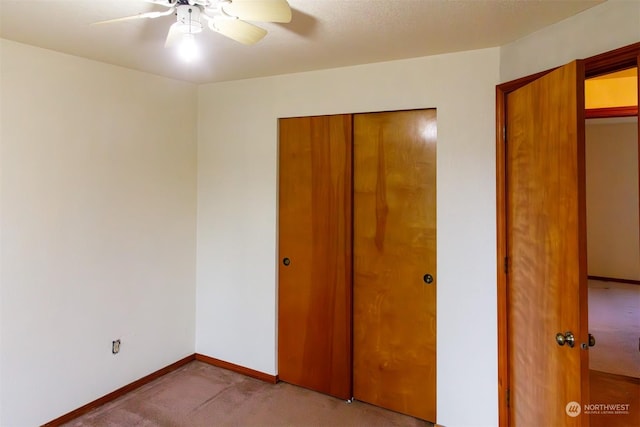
[277, 115, 353, 400]
[353, 109, 437, 422]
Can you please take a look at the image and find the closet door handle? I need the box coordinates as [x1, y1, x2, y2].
[423, 274, 434, 284]
[283, 257, 291, 266]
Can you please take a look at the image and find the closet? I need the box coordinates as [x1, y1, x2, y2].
[277, 109, 437, 422]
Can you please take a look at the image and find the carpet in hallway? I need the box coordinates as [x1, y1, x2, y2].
[588, 281, 640, 378]
[63, 361, 432, 426]
[590, 370, 640, 427]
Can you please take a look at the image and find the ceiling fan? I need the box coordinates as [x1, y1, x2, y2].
[94, 0, 292, 48]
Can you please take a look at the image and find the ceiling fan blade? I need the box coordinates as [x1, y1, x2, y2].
[212, 18, 267, 45]
[222, 0, 292, 23]
[92, 9, 175, 25]
[165, 22, 183, 47]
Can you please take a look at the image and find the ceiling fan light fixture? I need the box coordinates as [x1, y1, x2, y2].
[179, 33, 199, 62]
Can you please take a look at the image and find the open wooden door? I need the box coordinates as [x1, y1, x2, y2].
[505, 60, 590, 426]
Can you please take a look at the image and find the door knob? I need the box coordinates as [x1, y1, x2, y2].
[282, 257, 291, 266]
[423, 274, 434, 284]
[555, 331, 575, 348]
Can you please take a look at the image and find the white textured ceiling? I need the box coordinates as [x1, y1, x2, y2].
[0, 0, 605, 84]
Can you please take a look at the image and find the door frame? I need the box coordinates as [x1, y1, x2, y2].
[496, 42, 640, 427]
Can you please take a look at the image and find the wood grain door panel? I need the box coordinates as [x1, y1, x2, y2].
[353, 109, 437, 422]
[506, 61, 589, 426]
[277, 114, 353, 400]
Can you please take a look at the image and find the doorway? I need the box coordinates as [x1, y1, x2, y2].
[585, 67, 640, 427]
[496, 43, 640, 427]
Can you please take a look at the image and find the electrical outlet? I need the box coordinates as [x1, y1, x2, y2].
[112, 339, 121, 354]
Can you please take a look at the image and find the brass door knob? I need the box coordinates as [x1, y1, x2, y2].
[556, 331, 575, 348]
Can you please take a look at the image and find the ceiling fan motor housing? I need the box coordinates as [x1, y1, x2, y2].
[176, 4, 203, 34]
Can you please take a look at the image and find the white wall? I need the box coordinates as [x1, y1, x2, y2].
[586, 119, 640, 280]
[0, 40, 198, 426]
[500, 0, 640, 82]
[197, 47, 500, 427]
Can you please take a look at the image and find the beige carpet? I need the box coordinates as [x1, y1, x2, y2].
[588, 281, 640, 378]
[62, 361, 432, 427]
